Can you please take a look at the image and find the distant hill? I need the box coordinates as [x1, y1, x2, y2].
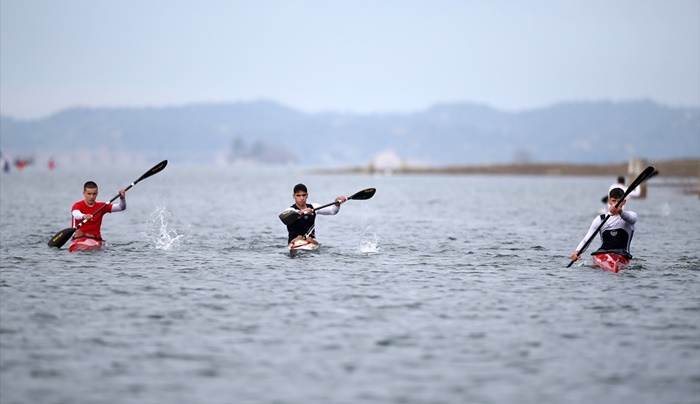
[0, 100, 698, 167]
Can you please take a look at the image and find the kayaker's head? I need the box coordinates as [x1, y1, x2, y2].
[83, 181, 98, 206]
[608, 187, 625, 208]
[293, 183, 308, 207]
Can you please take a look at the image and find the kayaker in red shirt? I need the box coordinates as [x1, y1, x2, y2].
[71, 181, 127, 241]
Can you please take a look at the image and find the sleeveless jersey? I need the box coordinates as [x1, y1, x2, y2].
[286, 204, 316, 243]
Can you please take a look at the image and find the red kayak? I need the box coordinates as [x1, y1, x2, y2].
[592, 253, 630, 273]
[68, 237, 103, 253]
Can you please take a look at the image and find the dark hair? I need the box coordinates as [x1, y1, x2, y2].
[617, 176, 625, 184]
[84, 181, 98, 191]
[609, 187, 625, 199]
[293, 183, 307, 193]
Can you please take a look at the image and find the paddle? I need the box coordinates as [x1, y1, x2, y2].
[601, 170, 659, 203]
[47, 160, 168, 248]
[279, 187, 376, 225]
[568, 166, 655, 267]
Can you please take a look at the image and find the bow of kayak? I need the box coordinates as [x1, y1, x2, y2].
[288, 239, 319, 257]
[592, 252, 630, 273]
[68, 237, 103, 253]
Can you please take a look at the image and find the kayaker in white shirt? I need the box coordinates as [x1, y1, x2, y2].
[603, 175, 640, 203]
[572, 187, 638, 263]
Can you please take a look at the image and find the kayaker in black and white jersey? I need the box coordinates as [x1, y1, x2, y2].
[285, 183, 347, 245]
[571, 187, 638, 263]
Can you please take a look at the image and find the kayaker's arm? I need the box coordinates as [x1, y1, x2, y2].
[72, 209, 88, 221]
[313, 196, 347, 215]
[573, 216, 603, 256]
[314, 203, 340, 215]
[619, 210, 637, 224]
[110, 196, 127, 213]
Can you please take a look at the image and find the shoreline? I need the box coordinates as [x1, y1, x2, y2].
[314, 158, 700, 178]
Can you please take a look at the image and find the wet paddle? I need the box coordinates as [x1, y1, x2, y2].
[279, 187, 376, 225]
[568, 166, 655, 267]
[48, 160, 168, 248]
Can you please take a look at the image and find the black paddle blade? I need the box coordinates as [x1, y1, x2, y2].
[602, 168, 657, 205]
[279, 209, 301, 225]
[48, 228, 76, 248]
[135, 160, 168, 184]
[621, 166, 655, 203]
[349, 188, 376, 201]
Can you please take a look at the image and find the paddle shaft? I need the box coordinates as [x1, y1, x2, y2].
[280, 200, 343, 226]
[278, 200, 343, 226]
[279, 187, 376, 225]
[310, 200, 344, 212]
[311, 188, 377, 212]
[567, 166, 655, 268]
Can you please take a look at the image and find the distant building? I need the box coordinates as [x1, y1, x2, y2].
[368, 150, 405, 174]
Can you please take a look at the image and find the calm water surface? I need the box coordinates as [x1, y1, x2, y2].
[1, 165, 699, 404]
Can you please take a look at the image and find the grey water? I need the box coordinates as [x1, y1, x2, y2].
[1, 164, 698, 404]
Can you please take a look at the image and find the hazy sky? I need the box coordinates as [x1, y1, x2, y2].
[1, 0, 698, 119]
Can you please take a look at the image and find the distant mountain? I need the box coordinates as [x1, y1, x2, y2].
[0, 100, 697, 167]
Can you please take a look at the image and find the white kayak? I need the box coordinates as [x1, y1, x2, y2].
[288, 239, 320, 256]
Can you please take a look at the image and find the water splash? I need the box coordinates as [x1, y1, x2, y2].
[144, 206, 186, 250]
[357, 226, 380, 253]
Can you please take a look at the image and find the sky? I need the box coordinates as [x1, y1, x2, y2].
[1, 0, 699, 120]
